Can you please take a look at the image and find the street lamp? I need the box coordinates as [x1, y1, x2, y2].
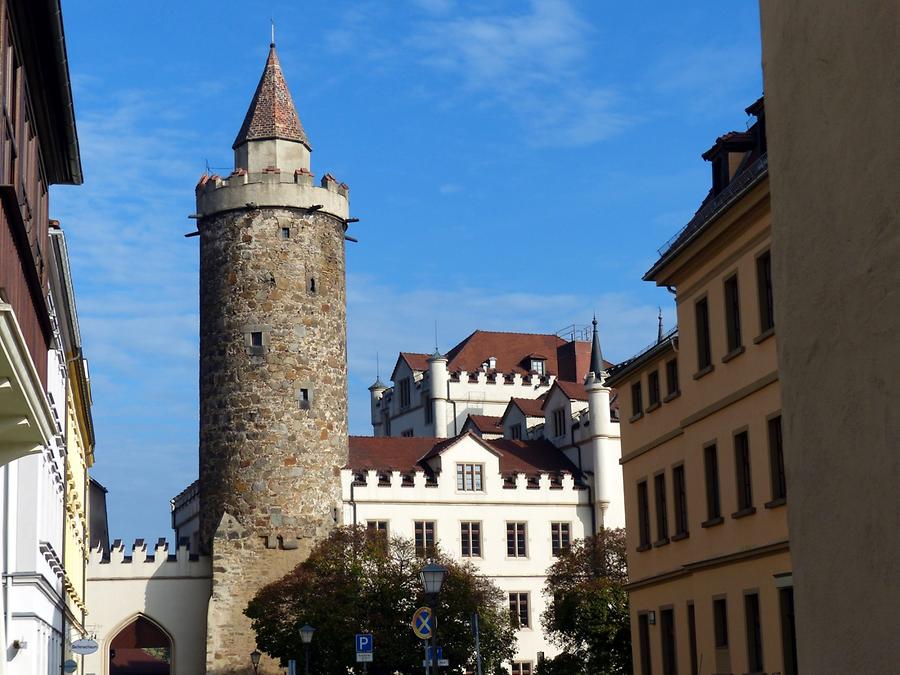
[299, 624, 315, 675]
[420, 563, 448, 674]
[250, 649, 261, 674]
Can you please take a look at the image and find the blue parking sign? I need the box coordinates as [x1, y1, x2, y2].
[356, 633, 373, 653]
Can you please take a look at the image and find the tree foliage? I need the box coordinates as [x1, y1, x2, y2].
[245, 526, 515, 674]
[539, 529, 631, 675]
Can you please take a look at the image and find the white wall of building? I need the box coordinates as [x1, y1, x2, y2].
[342, 434, 592, 666]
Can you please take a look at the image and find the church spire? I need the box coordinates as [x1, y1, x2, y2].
[590, 315, 605, 376]
[232, 42, 310, 170]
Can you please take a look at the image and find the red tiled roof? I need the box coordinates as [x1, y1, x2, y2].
[551, 379, 589, 403]
[349, 433, 579, 476]
[464, 415, 503, 434]
[508, 397, 546, 418]
[445, 330, 578, 377]
[347, 436, 442, 472]
[400, 352, 431, 372]
[487, 438, 580, 475]
[233, 45, 309, 150]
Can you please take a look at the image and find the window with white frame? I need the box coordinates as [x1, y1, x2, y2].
[506, 522, 527, 557]
[414, 521, 436, 557]
[512, 662, 533, 675]
[508, 592, 530, 628]
[460, 521, 481, 557]
[456, 463, 484, 491]
[551, 522, 571, 556]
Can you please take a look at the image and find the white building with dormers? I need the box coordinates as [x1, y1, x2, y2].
[348, 320, 625, 673]
[370, 329, 596, 439]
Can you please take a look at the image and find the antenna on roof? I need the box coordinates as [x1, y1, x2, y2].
[270, 18, 275, 47]
[205, 159, 211, 177]
[376, 352, 380, 380]
[434, 320, 439, 353]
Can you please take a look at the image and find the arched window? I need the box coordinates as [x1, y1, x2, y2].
[109, 615, 172, 674]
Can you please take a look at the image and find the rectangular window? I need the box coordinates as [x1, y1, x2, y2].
[551, 522, 571, 556]
[511, 663, 532, 675]
[251, 331, 263, 347]
[714, 598, 729, 648]
[506, 522, 527, 558]
[724, 275, 743, 352]
[414, 521, 435, 557]
[654, 473, 668, 542]
[508, 592, 530, 628]
[460, 522, 481, 557]
[648, 370, 661, 407]
[424, 395, 433, 424]
[779, 586, 798, 675]
[281, 226, 290, 239]
[673, 465, 688, 537]
[456, 463, 484, 491]
[757, 250, 775, 333]
[401, 429, 413, 437]
[666, 358, 679, 396]
[745, 593, 764, 673]
[637, 480, 651, 548]
[399, 378, 411, 408]
[631, 381, 643, 417]
[734, 431, 753, 511]
[688, 603, 699, 675]
[696, 297, 712, 370]
[769, 415, 787, 500]
[531, 359, 545, 375]
[511, 423, 522, 440]
[661, 608, 677, 675]
[704, 444, 721, 521]
[638, 613, 653, 675]
[553, 408, 566, 437]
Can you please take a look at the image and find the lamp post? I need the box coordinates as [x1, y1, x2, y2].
[420, 562, 448, 674]
[250, 649, 261, 674]
[299, 624, 315, 675]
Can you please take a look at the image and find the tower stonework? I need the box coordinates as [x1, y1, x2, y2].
[196, 44, 349, 674]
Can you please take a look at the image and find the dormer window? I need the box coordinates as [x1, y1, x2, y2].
[530, 358, 546, 375]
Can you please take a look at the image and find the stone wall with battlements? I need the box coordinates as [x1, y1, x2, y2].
[197, 176, 349, 672]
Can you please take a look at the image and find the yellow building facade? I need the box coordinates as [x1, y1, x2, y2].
[607, 99, 797, 675]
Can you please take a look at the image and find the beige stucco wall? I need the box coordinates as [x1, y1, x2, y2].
[83, 542, 211, 675]
[759, 3, 900, 672]
[615, 171, 794, 674]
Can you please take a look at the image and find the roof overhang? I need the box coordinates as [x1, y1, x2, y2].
[605, 335, 677, 389]
[0, 304, 57, 465]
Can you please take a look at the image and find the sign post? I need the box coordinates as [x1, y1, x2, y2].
[356, 633, 373, 673]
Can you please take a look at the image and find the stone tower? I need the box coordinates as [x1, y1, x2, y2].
[195, 42, 350, 674]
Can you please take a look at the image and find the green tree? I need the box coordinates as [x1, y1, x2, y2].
[245, 526, 515, 674]
[539, 529, 631, 675]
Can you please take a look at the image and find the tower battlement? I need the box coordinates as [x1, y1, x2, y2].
[196, 168, 349, 220]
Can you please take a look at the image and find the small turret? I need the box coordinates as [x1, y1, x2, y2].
[428, 349, 449, 438]
[584, 318, 615, 531]
[369, 377, 388, 431]
[233, 42, 311, 173]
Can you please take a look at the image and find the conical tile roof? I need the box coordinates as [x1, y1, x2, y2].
[232, 44, 309, 149]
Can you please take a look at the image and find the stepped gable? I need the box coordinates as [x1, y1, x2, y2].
[233, 44, 309, 149]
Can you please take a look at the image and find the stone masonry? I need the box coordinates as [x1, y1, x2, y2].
[196, 42, 350, 675]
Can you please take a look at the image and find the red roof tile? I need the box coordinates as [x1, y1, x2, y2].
[508, 397, 546, 418]
[551, 379, 589, 402]
[233, 45, 309, 150]
[348, 433, 579, 476]
[443, 330, 590, 378]
[464, 415, 503, 434]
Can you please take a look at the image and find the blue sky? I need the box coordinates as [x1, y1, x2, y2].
[51, 1, 763, 544]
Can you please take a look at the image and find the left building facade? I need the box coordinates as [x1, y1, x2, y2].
[0, 2, 94, 675]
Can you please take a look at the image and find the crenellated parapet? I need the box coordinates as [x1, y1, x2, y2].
[195, 168, 350, 221]
[88, 538, 211, 578]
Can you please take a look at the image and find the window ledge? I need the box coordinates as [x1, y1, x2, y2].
[701, 516, 724, 528]
[765, 497, 787, 509]
[653, 537, 670, 548]
[722, 345, 746, 363]
[636, 543, 652, 552]
[646, 401, 661, 413]
[693, 364, 715, 380]
[753, 327, 776, 344]
[731, 506, 757, 519]
[671, 531, 690, 542]
[629, 412, 644, 423]
[663, 390, 681, 403]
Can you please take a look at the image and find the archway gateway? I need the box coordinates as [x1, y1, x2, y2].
[109, 615, 172, 674]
